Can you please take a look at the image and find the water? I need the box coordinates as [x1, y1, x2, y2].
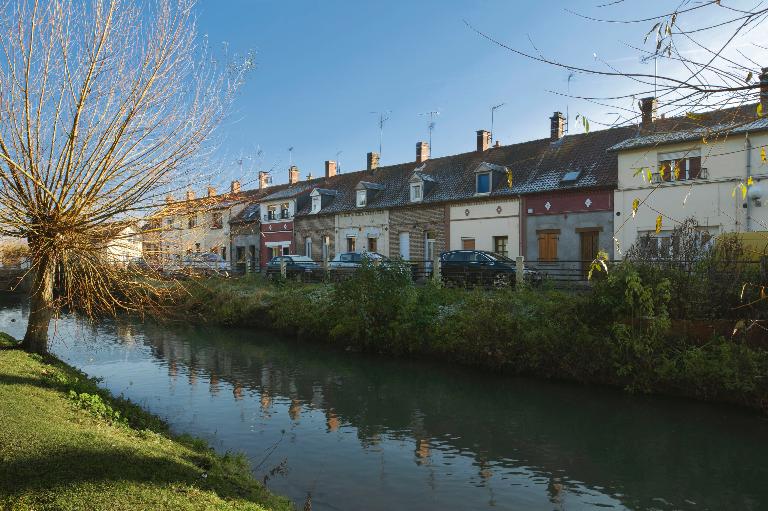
[2, 299, 768, 511]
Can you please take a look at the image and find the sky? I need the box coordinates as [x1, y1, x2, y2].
[193, 0, 765, 189]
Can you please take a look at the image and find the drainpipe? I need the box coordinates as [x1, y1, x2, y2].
[518, 195, 526, 258]
[746, 133, 752, 232]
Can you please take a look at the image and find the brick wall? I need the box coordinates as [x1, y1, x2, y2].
[389, 204, 447, 263]
[294, 214, 336, 262]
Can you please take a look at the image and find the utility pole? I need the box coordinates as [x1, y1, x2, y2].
[491, 103, 505, 145]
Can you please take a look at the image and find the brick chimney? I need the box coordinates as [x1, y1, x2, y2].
[258, 171, 270, 190]
[639, 97, 658, 131]
[207, 186, 217, 198]
[761, 67, 768, 116]
[367, 152, 379, 171]
[230, 180, 241, 194]
[325, 160, 337, 178]
[185, 189, 195, 201]
[476, 130, 490, 152]
[165, 193, 173, 204]
[550, 112, 565, 140]
[288, 165, 300, 185]
[416, 141, 430, 163]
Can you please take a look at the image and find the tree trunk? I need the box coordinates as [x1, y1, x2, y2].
[22, 256, 55, 355]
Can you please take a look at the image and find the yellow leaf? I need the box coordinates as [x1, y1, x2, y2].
[702, 136, 708, 145]
[673, 161, 680, 180]
[742, 183, 748, 200]
[632, 198, 639, 218]
[506, 169, 513, 187]
[647, 169, 653, 183]
[758, 102, 764, 118]
[633, 167, 644, 178]
[659, 163, 666, 179]
[655, 215, 662, 234]
[761, 287, 766, 300]
[762, 147, 767, 164]
[732, 187, 737, 198]
[748, 176, 754, 187]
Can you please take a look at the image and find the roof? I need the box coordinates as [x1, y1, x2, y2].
[609, 103, 767, 152]
[229, 183, 292, 225]
[291, 124, 636, 217]
[259, 180, 321, 202]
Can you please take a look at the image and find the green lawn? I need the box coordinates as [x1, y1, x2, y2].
[0, 345, 294, 511]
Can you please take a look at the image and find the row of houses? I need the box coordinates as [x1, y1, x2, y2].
[144, 72, 768, 278]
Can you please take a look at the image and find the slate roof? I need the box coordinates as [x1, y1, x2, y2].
[229, 183, 292, 225]
[609, 103, 767, 152]
[290, 124, 637, 217]
[259, 180, 322, 201]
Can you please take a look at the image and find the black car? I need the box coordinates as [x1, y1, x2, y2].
[266, 255, 322, 279]
[439, 250, 541, 287]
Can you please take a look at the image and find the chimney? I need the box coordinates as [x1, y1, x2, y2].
[288, 165, 300, 185]
[476, 130, 490, 152]
[416, 141, 430, 163]
[550, 111, 565, 140]
[185, 189, 195, 201]
[760, 67, 768, 116]
[207, 186, 217, 198]
[367, 152, 379, 171]
[230, 180, 241, 194]
[165, 193, 173, 204]
[258, 171, 269, 190]
[325, 160, 337, 178]
[639, 97, 658, 131]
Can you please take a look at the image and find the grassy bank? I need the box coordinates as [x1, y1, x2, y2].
[176, 261, 768, 413]
[0, 341, 293, 511]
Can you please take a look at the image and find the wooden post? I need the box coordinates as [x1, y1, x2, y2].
[515, 256, 525, 288]
[431, 240, 441, 284]
[324, 241, 330, 281]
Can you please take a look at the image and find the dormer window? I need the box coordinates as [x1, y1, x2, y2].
[410, 183, 423, 202]
[312, 195, 321, 213]
[476, 172, 491, 194]
[356, 190, 367, 207]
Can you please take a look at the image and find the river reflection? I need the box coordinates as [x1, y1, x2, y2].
[1, 300, 767, 511]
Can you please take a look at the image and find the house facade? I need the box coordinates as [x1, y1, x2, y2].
[612, 98, 768, 257]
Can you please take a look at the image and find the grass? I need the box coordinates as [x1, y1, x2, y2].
[0, 342, 294, 511]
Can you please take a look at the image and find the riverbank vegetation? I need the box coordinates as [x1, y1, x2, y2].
[0, 344, 293, 510]
[176, 232, 768, 412]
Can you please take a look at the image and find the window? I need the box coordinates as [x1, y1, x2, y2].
[305, 237, 312, 258]
[656, 155, 703, 182]
[356, 190, 367, 207]
[461, 238, 475, 250]
[476, 172, 491, 194]
[410, 183, 423, 202]
[368, 237, 377, 252]
[537, 230, 559, 262]
[493, 236, 508, 257]
[267, 206, 277, 220]
[211, 211, 223, 229]
[282, 245, 290, 256]
[221, 247, 227, 261]
[346, 236, 356, 252]
[187, 214, 197, 229]
[165, 218, 174, 228]
[280, 203, 290, 219]
[399, 232, 410, 260]
[312, 195, 321, 213]
[236, 246, 245, 262]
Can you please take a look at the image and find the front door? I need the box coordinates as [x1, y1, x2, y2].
[579, 230, 599, 278]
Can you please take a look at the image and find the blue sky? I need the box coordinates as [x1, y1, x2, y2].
[194, 1, 757, 188]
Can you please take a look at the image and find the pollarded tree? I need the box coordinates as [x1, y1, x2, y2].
[0, 0, 251, 354]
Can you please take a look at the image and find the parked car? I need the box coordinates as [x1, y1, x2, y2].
[440, 250, 541, 287]
[328, 251, 388, 269]
[169, 252, 229, 277]
[266, 255, 321, 279]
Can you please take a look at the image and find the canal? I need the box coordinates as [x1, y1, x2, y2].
[1, 299, 767, 510]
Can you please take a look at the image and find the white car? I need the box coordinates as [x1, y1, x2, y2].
[328, 252, 388, 269]
[175, 253, 229, 276]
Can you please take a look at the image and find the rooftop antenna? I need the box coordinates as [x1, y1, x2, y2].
[335, 150, 343, 174]
[370, 111, 391, 156]
[419, 111, 440, 150]
[490, 103, 505, 145]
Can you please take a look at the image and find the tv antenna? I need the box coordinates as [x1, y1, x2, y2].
[419, 111, 440, 150]
[370, 111, 391, 156]
[491, 103, 505, 145]
[335, 150, 343, 174]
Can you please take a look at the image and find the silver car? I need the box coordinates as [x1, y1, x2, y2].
[328, 252, 387, 269]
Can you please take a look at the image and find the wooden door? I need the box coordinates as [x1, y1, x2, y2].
[580, 231, 599, 278]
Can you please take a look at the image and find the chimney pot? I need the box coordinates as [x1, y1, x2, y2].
[550, 111, 565, 140]
[476, 130, 491, 152]
[258, 171, 269, 190]
[416, 141, 430, 163]
[367, 152, 380, 171]
[760, 67, 768, 116]
[185, 190, 195, 201]
[639, 97, 658, 132]
[288, 165, 300, 185]
[207, 186, 217, 198]
[325, 160, 337, 178]
[230, 180, 241, 194]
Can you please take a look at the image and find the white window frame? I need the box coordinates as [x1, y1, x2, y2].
[312, 195, 321, 213]
[475, 172, 491, 195]
[305, 237, 312, 258]
[410, 183, 423, 202]
[356, 190, 367, 207]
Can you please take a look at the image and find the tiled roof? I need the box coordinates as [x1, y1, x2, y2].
[609, 103, 767, 152]
[229, 183, 292, 224]
[292, 124, 636, 217]
[259, 180, 322, 201]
